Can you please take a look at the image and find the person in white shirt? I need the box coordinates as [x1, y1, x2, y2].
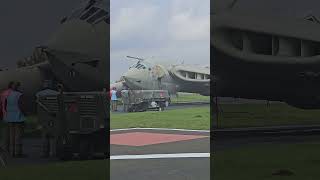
[111, 87, 118, 111]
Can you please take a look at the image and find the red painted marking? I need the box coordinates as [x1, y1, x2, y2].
[110, 132, 208, 146]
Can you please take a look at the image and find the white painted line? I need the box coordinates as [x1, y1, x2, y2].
[110, 128, 210, 133]
[110, 153, 210, 160]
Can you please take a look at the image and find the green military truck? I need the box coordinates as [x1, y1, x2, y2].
[37, 92, 108, 160]
[121, 90, 170, 112]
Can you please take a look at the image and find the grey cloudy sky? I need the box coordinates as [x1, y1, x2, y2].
[110, 0, 210, 82]
[1, 0, 320, 81]
[0, 0, 79, 68]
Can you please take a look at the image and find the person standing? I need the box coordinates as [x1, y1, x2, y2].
[36, 81, 59, 158]
[3, 82, 27, 157]
[111, 87, 118, 111]
[35, 80, 59, 98]
[0, 81, 14, 152]
[121, 88, 129, 112]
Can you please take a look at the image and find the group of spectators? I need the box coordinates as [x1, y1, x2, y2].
[109, 87, 131, 112]
[0, 80, 64, 158]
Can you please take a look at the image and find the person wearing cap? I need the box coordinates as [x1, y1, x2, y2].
[36, 80, 59, 158]
[35, 80, 59, 98]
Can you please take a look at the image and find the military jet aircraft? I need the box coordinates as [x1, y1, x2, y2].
[0, 0, 109, 111]
[111, 56, 210, 96]
[212, 0, 320, 109]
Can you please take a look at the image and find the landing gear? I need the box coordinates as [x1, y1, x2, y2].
[0, 147, 9, 168]
[158, 102, 165, 111]
[56, 135, 72, 161]
[79, 139, 90, 160]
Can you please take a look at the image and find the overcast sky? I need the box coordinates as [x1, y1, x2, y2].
[1, 0, 320, 82]
[110, 0, 210, 82]
[0, 0, 79, 68]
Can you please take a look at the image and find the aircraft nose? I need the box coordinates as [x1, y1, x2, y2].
[122, 69, 147, 85]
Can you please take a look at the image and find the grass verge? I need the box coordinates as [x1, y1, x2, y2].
[218, 103, 320, 128]
[214, 142, 320, 180]
[111, 107, 210, 130]
[171, 93, 210, 103]
[0, 160, 108, 180]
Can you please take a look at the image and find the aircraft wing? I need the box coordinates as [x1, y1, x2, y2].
[44, 48, 105, 91]
[44, 48, 101, 66]
[212, 11, 320, 65]
[169, 65, 210, 84]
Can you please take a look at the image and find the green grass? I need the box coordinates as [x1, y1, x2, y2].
[0, 160, 108, 180]
[214, 142, 320, 180]
[218, 103, 320, 128]
[111, 107, 210, 130]
[5, 102, 320, 135]
[171, 93, 210, 103]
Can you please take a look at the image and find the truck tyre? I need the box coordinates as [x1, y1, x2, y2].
[79, 139, 90, 160]
[0, 148, 9, 168]
[142, 102, 148, 111]
[56, 135, 73, 160]
[159, 102, 165, 111]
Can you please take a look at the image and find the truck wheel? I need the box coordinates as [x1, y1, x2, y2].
[56, 136, 72, 160]
[0, 148, 9, 168]
[79, 140, 90, 160]
[159, 102, 165, 111]
[142, 102, 148, 111]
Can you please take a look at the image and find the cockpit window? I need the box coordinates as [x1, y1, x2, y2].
[80, 7, 99, 20]
[129, 62, 148, 70]
[137, 63, 147, 69]
[62, 0, 109, 25]
[87, 9, 108, 24]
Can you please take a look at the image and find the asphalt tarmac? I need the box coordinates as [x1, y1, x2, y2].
[110, 129, 210, 180]
[5, 128, 210, 180]
[111, 158, 210, 180]
[7, 123, 320, 180]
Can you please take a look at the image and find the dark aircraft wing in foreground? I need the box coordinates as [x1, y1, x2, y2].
[212, 4, 320, 109]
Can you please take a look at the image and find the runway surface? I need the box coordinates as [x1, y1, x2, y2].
[5, 128, 210, 180]
[110, 128, 210, 180]
[7, 123, 320, 180]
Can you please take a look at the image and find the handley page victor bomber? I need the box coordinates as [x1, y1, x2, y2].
[111, 56, 210, 96]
